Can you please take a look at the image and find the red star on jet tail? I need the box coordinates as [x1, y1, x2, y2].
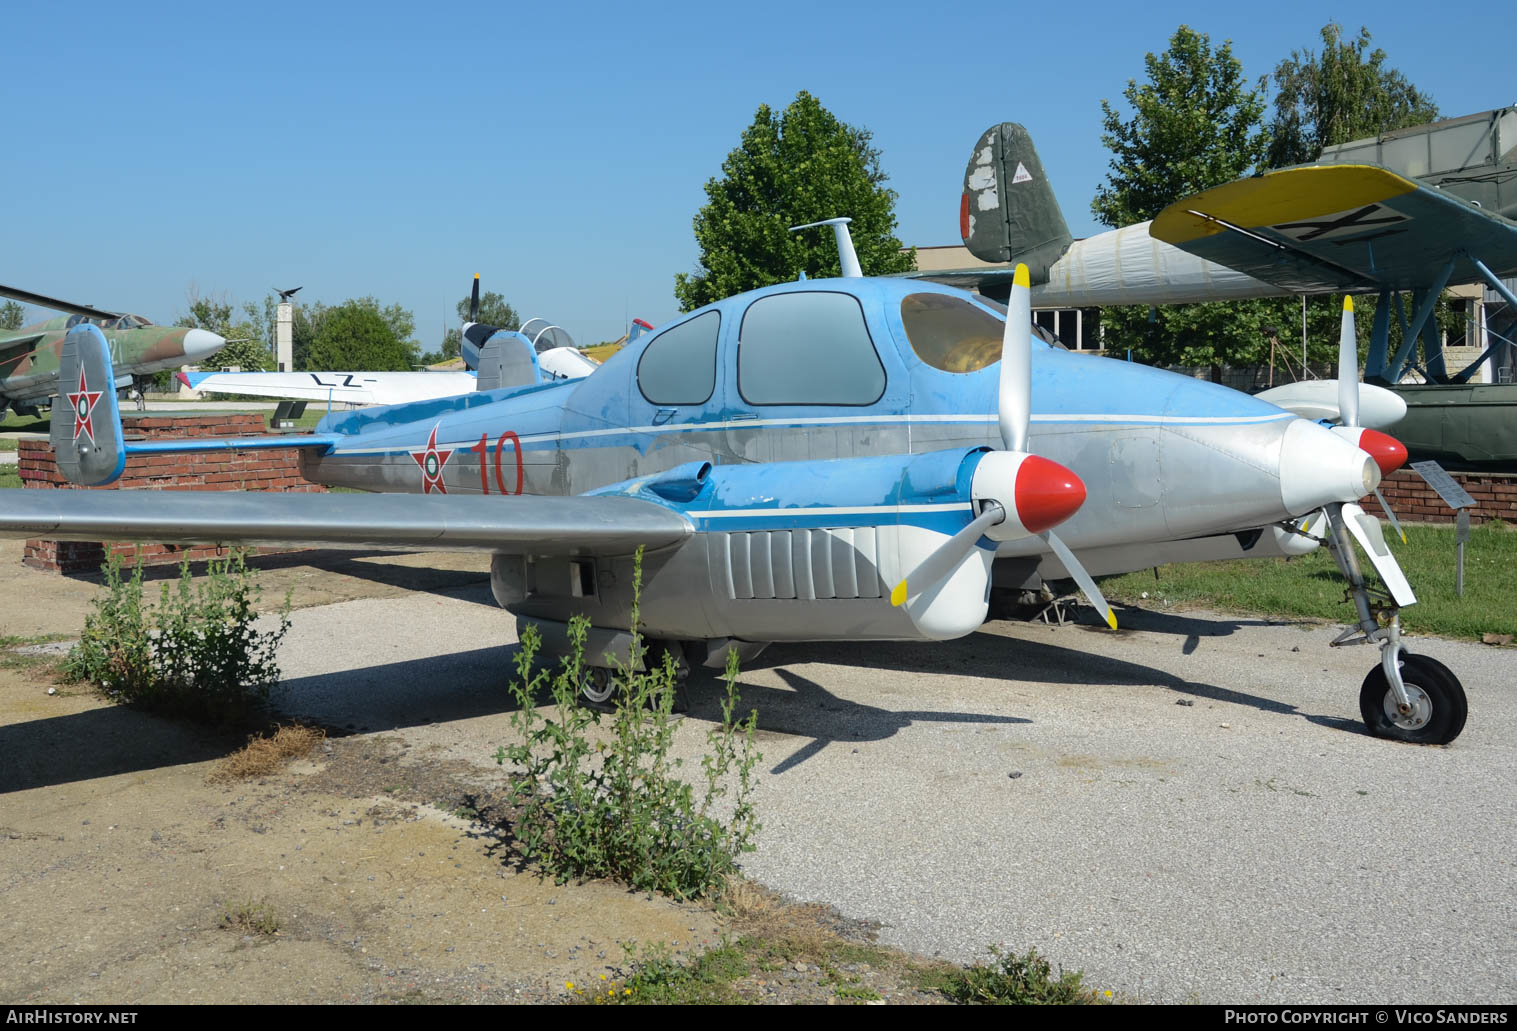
[408, 424, 454, 494]
[66, 368, 104, 445]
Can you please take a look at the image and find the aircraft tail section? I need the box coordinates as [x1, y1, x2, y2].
[475, 331, 540, 392]
[961, 123, 1072, 285]
[50, 324, 125, 486]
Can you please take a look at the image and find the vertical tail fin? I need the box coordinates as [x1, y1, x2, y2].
[961, 123, 1072, 284]
[50, 324, 125, 486]
[474, 331, 540, 391]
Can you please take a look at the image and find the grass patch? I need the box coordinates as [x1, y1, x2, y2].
[587, 879, 1046, 1005]
[1102, 521, 1517, 642]
[940, 946, 1101, 1005]
[209, 724, 325, 782]
[0, 467, 19, 489]
[221, 900, 279, 936]
[0, 437, 17, 452]
[0, 412, 47, 433]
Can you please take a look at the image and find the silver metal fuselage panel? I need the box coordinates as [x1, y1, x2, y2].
[298, 279, 1316, 641]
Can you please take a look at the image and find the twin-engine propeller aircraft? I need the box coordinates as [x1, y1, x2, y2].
[177, 276, 601, 408]
[0, 283, 226, 417]
[1, 248, 1463, 744]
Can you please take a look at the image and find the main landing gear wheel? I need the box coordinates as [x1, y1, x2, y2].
[1359, 653, 1468, 745]
[580, 667, 616, 708]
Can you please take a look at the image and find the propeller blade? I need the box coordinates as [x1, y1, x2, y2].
[1334, 502, 1416, 606]
[998, 263, 1031, 453]
[469, 274, 480, 322]
[1338, 296, 1359, 429]
[1042, 529, 1117, 630]
[1372, 486, 1408, 544]
[890, 503, 1005, 607]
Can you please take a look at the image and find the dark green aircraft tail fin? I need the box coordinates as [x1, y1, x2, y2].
[50, 324, 125, 486]
[960, 123, 1072, 284]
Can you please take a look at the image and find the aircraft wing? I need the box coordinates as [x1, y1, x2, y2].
[0, 489, 691, 555]
[180, 370, 478, 406]
[1150, 164, 1517, 292]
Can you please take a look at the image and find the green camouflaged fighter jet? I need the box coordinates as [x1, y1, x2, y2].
[1, 283, 225, 417]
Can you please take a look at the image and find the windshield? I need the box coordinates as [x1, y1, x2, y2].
[899, 293, 1007, 373]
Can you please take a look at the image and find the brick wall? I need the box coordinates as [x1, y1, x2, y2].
[1358, 469, 1516, 525]
[19, 412, 326, 573]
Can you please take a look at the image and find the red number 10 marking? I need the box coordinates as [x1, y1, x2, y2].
[467, 430, 524, 495]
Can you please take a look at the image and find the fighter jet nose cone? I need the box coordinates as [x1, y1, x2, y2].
[1013, 454, 1087, 534]
[1357, 428, 1409, 477]
[182, 328, 226, 362]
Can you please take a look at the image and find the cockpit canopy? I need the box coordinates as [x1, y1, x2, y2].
[64, 313, 154, 330]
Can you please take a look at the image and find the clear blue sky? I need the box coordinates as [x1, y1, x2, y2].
[6, 0, 1508, 352]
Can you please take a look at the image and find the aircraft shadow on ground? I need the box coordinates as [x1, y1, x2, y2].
[3, 611, 1362, 794]
[270, 643, 526, 734]
[57, 547, 495, 605]
[683, 665, 1033, 775]
[0, 644, 526, 794]
[0, 703, 237, 794]
[722, 615, 1365, 754]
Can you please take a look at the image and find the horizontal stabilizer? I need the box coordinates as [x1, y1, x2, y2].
[0, 490, 693, 555]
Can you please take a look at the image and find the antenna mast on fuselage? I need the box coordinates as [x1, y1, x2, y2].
[789, 217, 863, 278]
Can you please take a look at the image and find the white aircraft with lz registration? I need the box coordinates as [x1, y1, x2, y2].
[176, 276, 605, 407]
[3, 227, 1460, 745]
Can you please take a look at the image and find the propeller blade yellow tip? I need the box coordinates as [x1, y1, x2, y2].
[890, 581, 908, 607]
[1344, 296, 1354, 313]
[1013, 264, 1030, 288]
[1106, 610, 1118, 630]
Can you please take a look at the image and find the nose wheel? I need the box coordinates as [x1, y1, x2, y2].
[1359, 653, 1468, 745]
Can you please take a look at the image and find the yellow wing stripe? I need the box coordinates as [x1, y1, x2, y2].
[1152, 165, 1421, 244]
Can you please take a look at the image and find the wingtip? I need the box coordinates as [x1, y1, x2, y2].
[1013, 263, 1030, 289]
[890, 581, 908, 607]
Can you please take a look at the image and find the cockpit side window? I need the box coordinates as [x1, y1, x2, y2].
[637, 311, 720, 405]
[898, 293, 1011, 373]
[738, 291, 885, 405]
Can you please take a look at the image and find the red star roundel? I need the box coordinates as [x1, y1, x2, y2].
[409, 424, 454, 494]
[67, 367, 104, 445]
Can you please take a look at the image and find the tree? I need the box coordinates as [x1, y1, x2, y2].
[433, 289, 520, 364]
[1267, 24, 1439, 168]
[674, 91, 915, 312]
[290, 296, 419, 370]
[1091, 27, 1290, 367]
[305, 301, 415, 371]
[1, 300, 24, 330]
[1093, 26, 1268, 229]
[176, 290, 272, 373]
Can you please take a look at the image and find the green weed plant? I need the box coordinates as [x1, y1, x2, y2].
[65, 550, 290, 726]
[944, 946, 1098, 1005]
[496, 551, 760, 900]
